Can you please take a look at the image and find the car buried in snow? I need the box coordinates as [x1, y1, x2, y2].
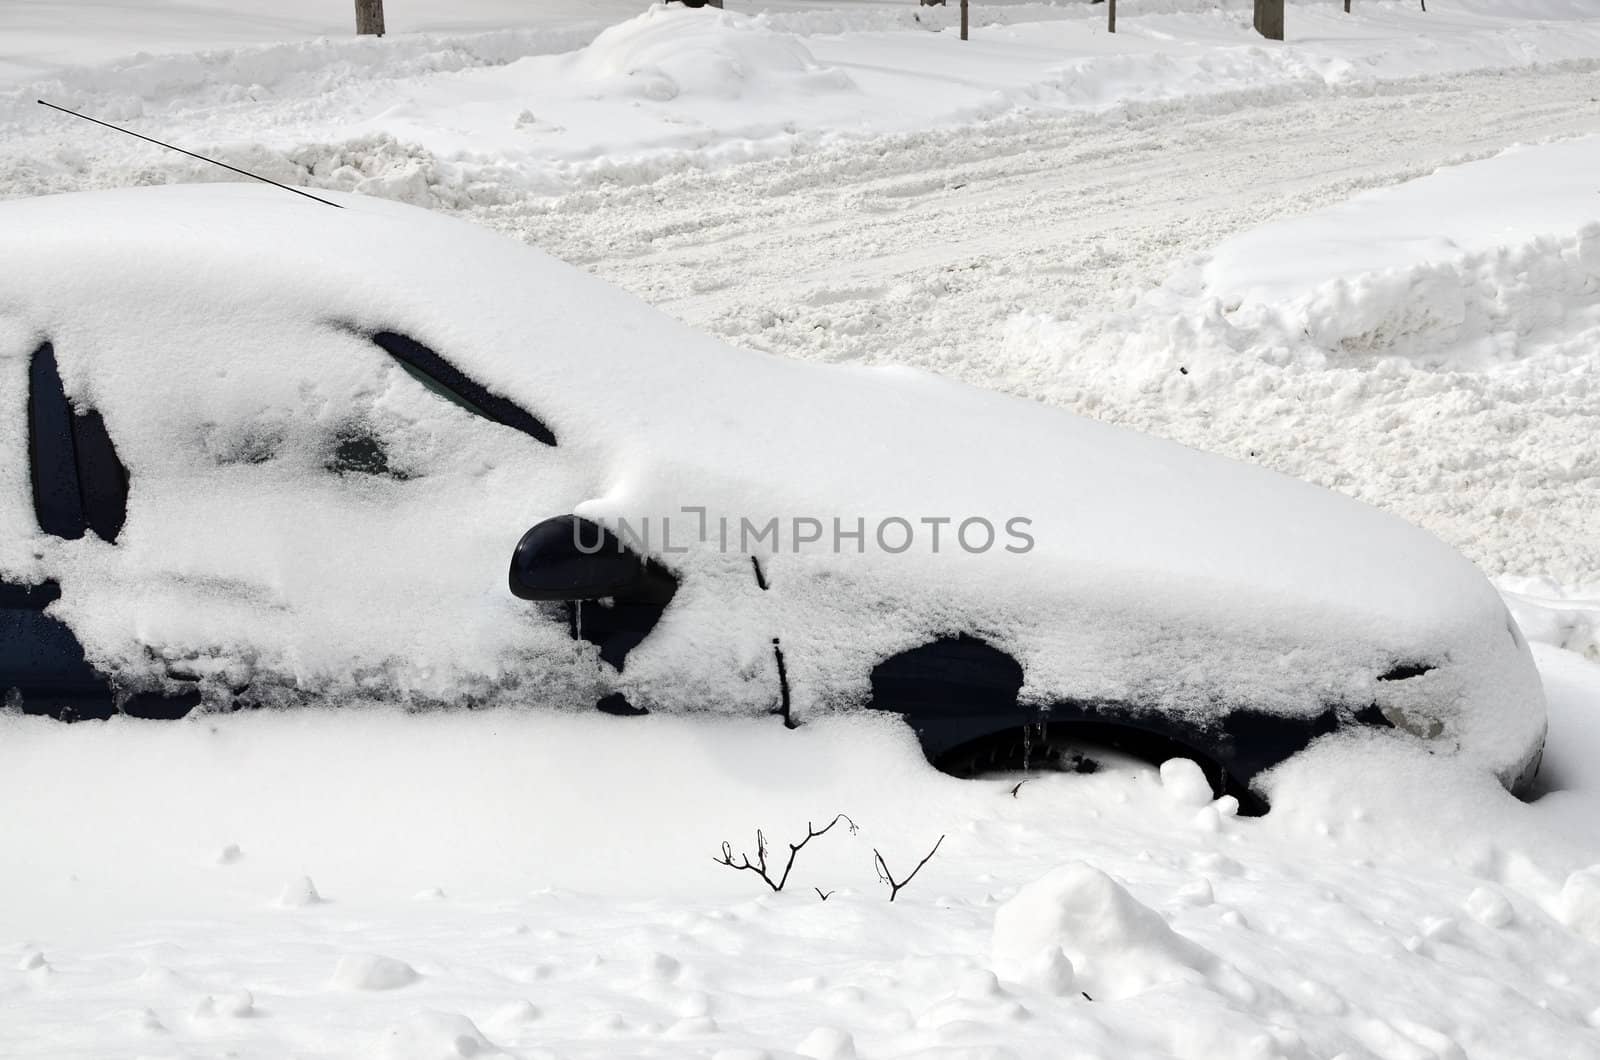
[0, 185, 1545, 812]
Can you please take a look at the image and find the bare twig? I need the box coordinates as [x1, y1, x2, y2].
[872, 835, 946, 902]
[815, 887, 834, 901]
[713, 814, 858, 893]
[1009, 780, 1029, 799]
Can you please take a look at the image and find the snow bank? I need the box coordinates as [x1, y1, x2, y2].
[0, 653, 1597, 1057]
[1206, 135, 1600, 316]
[1013, 220, 1600, 381]
[9, 2, 1600, 204]
[1009, 137, 1600, 386]
[1001, 135, 1600, 589]
[1503, 578, 1600, 660]
[567, 6, 855, 103]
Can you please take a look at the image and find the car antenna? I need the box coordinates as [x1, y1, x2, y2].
[36, 99, 343, 209]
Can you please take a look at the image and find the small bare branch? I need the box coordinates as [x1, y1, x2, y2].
[714, 814, 858, 893]
[1009, 780, 1029, 799]
[872, 835, 946, 902]
[814, 887, 834, 901]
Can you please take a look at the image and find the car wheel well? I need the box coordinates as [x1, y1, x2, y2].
[931, 718, 1270, 816]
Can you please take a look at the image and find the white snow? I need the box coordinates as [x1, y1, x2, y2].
[8, 2, 1600, 202]
[2, 675, 1599, 1057]
[3, 1, 1600, 1058]
[992, 861, 1212, 1000]
[334, 954, 425, 991]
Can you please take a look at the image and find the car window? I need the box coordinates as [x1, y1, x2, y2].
[370, 331, 557, 447]
[27, 342, 129, 543]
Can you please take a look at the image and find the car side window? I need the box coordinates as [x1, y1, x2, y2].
[370, 331, 557, 447]
[27, 342, 129, 543]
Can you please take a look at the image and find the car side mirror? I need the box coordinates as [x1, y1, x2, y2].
[508, 515, 647, 602]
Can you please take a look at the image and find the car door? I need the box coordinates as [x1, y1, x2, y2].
[0, 341, 200, 719]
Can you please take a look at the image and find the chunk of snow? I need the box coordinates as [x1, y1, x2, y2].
[796, 1027, 856, 1060]
[194, 990, 255, 1020]
[1024, 947, 1076, 997]
[1462, 886, 1515, 929]
[1160, 759, 1214, 808]
[276, 876, 324, 908]
[370, 1011, 503, 1060]
[992, 862, 1213, 1000]
[1557, 866, 1600, 942]
[643, 951, 683, 981]
[567, 7, 854, 104]
[333, 954, 421, 991]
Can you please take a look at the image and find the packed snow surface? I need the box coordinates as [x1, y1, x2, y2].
[3, 1, 1600, 1058]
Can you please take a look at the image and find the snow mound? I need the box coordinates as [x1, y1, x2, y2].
[1557, 866, 1600, 943]
[1008, 221, 1600, 393]
[996, 135, 1600, 588]
[1462, 886, 1515, 929]
[1159, 758, 1214, 808]
[370, 1011, 504, 1060]
[1231, 224, 1600, 370]
[276, 876, 325, 908]
[566, 6, 853, 103]
[1501, 577, 1600, 660]
[194, 990, 256, 1020]
[1007, 135, 1600, 392]
[797, 1026, 857, 1060]
[992, 862, 1214, 1000]
[333, 954, 421, 991]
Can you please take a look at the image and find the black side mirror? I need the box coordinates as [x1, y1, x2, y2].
[508, 515, 649, 602]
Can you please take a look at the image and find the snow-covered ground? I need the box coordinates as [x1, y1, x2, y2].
[7, 2, 1600, 199]
[5, 668, 1600, 1060]
[4, 1, 1600, 1057]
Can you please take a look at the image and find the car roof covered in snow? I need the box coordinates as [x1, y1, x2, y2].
[0, 183, 1499, 621]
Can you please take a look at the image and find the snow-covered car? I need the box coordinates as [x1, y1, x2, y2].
[0, 185, 1545, 810]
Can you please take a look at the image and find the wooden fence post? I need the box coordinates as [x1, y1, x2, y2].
[1254, 0, 1283, 40]
[355, 0, 385, 37]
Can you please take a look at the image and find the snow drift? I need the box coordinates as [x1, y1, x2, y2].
[566, 6, 855, 103]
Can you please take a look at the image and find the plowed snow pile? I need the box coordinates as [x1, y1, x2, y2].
[1002, 135, 1600, 637]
